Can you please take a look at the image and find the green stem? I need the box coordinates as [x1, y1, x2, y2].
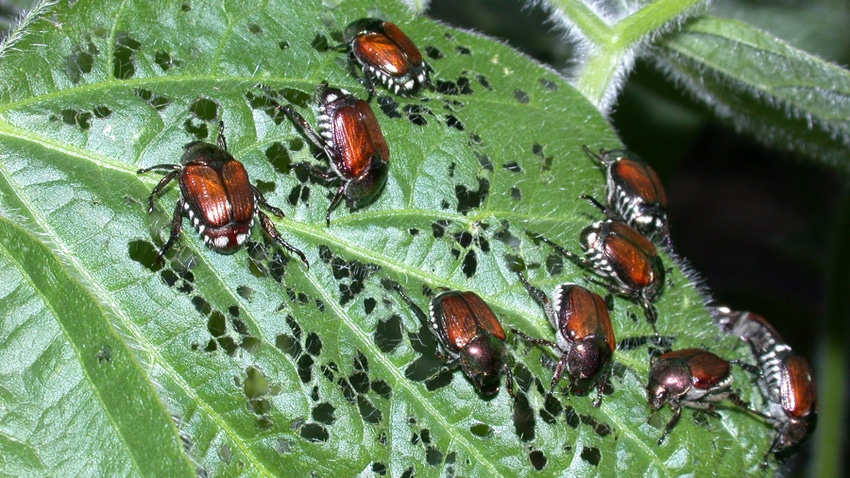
[549, 0, 707, 107]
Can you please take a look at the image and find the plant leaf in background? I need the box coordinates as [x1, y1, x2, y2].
[0, 0, 786, 476]
[652, 15, 850, 171]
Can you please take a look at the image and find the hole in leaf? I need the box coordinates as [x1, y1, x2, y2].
[455, 177, 489, 214]
[279, 40, 290, 50]
[564, 405, 580, 428]
[311, 33, 329, 51]
[248, 23, 262, 34]
[154, 50, 182, 71]
[297, 354, 314, 383]
[461, 250, 477, 278]
[192, 296, 211, 316]
[300, 423, 329, 442]
[312, 402, 336, 425]
[426, 446, 443, 466]
[473, 151, 493, 171]
[128, 240, 160, 272]
[183, 118, 208, 141]
[403, 104, 430, 126]
[378, 96, 401, 118]
[350, 372, 370, 394]
[96, 345, 112, 364]
[374, 315, 403, 353]
[539, 78, 558, 91]
[364, 297, 377, 314]
[265, 142, 291, 174]
[275, 334, 301, 357]
[502, 162, 522, 173]
[372, 463, 387, 475]
[580, 446, 601, 467]
[134, 88, 171, 111]
[470, 423, 492, 438]
[207, 311, 226, 338]
[513, 89, 530, 104]
[113, 31, 141, 79]
[190, 97, 219, 121]
[358, 396, 382, 424]
[445, 114, 464, 130]
[65, 49, 94, 83]
[456, 45, 471, 55]
[513, 391, 535, 442]
[540, 394, 563, 424]
[305, 332, 322, 356]
[424, 45, 443, 59]
[237, 285, 253, 300]
[371, 380, 392, 399]
[530, 450, 547, 470]
[434, 77, 473, 96]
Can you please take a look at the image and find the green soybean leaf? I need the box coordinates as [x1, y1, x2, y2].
[652, 15, 850, 172]
[0, 0, 770, 476]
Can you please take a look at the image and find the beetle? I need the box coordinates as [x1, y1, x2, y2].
[711, 307, 817, 461]
[511, 270, 615, 406]
[646, 348, 749, 445]
[583, 146, 670, 244]
[533, 216, 665, 331]
[343, 18, 430, 99]
[137, 121, 308, 265]
[394, 286, 514, 398]
[278, 85, 389, 225]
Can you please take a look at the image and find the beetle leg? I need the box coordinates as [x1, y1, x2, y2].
[137, 166, 180, 214]
[362, 69, 377, 102]
[515, 270, 556, 324]
[581, 145, 606, 165]
[592, 364, 611, 408]
[325, 184, 346, 226]
[277, 104, 332, 155]
[546, 354, 568, 398]
[510, 328, 559, 351]
[729, 359, 762, 377]
[215, 120, 227, 151]
[579, 194, 613, 217]
[504, 362, 517, 403]
[392, 285, 431, 325]
[657, 404, 682, 445]
[252, 185, 286, 218]
[533, 233, 593, 270]
[156, 198, 185, 263]
[257, 210, 309, 267]
[510, 327, 567, 397]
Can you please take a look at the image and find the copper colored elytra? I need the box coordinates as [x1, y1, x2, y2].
[279, 86, 389, 225]
[534, 217, 665, 330]
[394, 287, 514, 398]
[584, 146, 670, 243]
[512, 271, 615, 406]
[137, 121, 307, 265]
[646, 348, 748, 445]
[344, 18, 430, 98]
[711, 307, 817, 461]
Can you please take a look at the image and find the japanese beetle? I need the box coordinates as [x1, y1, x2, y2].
[394, 287, 514, 398]
[533, 217, 665, 330]
[343, 18, 430, 99]
[583, 146, 670, 244]
[712, 307, 817, 461]
[278, 86, 389, 225]
[511, 271, 615, 407]
[137, 121, 308, 265]
[646, 348, 748, 445]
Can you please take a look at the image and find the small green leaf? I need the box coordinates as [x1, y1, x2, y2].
[652, 15, 850, 171]
[0, 0, 771, 476]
